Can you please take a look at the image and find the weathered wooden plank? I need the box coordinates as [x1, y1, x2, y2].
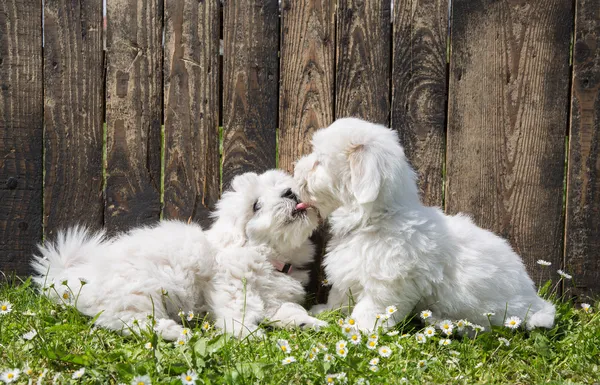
[163, 0, 220, 228]
[336, 0, 391, 124]
[391, 0, 448, 207]
[446, 0, 572, 284]
[43, 0, 104, 238]
[565, 0, 600, 299]
[222, 0, 279, 189]
[105, 0, 162, 233]
[0, 0, 43, 274]
[279, 0, 336, 301]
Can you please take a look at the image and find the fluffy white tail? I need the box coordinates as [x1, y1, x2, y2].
[526, 299, 556, 330]
[31, 226, 107, 289]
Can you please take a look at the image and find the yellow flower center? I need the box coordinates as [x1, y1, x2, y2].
[339, 349, 345, 355]
[63, 293, 69, 299]
[26, 369, 33, 375]
[348, 319, 355, 325]
[186, 376, 192, 381]
[137, 382, 144, 385]
[178, 340, 184, 345]
[369, 341, 375, 346]
[8, 373, 14, 379]
[351, 335, 357, 340]
[183, 329, 189, 334]
[1, 305, 6, 311]
[327, 378, 334, 383]
[281, 346, 287, 351]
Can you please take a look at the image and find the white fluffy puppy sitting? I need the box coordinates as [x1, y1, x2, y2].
[294, 117, 555, 332]
[31, 170, 324, 340]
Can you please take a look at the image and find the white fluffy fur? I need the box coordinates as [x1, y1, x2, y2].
[294, 117, 555, 332]
[31, 170, 325, 340]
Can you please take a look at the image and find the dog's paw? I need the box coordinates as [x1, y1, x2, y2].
[309, 304, 329, 315]
[154, 318, 185, 341]
[303, 318, 328, 331]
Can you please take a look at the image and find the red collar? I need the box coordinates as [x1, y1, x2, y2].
[271, 260, 293, 274]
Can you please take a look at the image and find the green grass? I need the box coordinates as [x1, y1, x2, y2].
[0, 279, 598, 385]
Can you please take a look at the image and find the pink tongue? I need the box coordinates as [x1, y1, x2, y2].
[296, 202, 311, 211]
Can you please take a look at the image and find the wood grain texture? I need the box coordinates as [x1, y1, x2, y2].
[336, 0, 391, 124]
[164, 0, 220, 228]
[279, 0, 335, 174]
[565, 0, 600, 299]
[105, 0, 162, 233]
[446, 0, 572, 284]
[222, 0, 279, 190]
[391, 0, 448, 207]
[0, 0, 43, 274]
[279, 0, 336, 301]
[43, 0, 104, 238]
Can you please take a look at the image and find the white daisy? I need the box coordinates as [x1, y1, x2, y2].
[356, 378, 369, 385]
[181, 328, 192, 337]
[378, 345, 392, 357]
[144, 342, 153, 350]
[375, 313, 389, 321]
[439, 339, 451, 346]
[36, 369, 48, 385]
[423, 326, 436, 338]
[471, 324, 485, 332]
[386, 331, 399, 336]
[180, 370, 197, 384]
[581, 303, 592, 313]
[439, 320, 454, 335]
[186, 311, 195, 321]
[336, 373, 347, 382]
[307, 351, 317, 361]
[22, 329, 38, 340]
[1, 369, 20, 383]
[420, 310, 432, 320]
[178, 310, 185, 318]
[340, 324, 355, 335]
[348, 332, 361, 345]
[369, 365, 379, 372]
[72, 368, 85, 379]
[282, 356, 296, 365]
[504, 316, 522, 329]
[498, 337, 510, 346]
[386, 305, 397, 315]
[483, 312, 495, 317]
[325, 374, 336, 384]
[415, 333, 426, 343]
[277, 339, 291, 354]
[335, 340, 348, 350]
[369, 358, 380, 366]
[317, 343, 328, 351]
[366, 339, 378, 350]
[201, 321, 211, 332]
[400, 333, 410, 339]
[337, 318, 345, 327]
[310, 345, 320, 354]
[455, 319, 468, 331]
[557, 270, 572, 279]
[23, 366, 34, 377]
[175, 336, 188, 346]
[60, 289, 72, 303]
[322, 279, 330, 286]
[131, 375, 151, 385]
[336, 346, 348, 358]
[537, 260, 551, 266]
[345, 318, 356, 327]
[323, 353, 334, 362]
[417, 360, 428, 369]
[0, 301, 13, 315]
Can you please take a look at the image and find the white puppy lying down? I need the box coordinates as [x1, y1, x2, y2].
[294, 118, 555, 332]
[31, 170, 325, 340]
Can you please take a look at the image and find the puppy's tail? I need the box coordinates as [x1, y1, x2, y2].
[526, 299, 556, 330]
[31, 226, 107, 290]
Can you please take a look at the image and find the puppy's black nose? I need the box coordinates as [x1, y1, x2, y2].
[282, 188, 298, 202]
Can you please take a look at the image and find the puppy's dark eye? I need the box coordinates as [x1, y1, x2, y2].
[281, 188, 297, 201]
[253, 200, 260, 213]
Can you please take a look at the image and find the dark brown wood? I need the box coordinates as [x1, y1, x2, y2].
[446, 0, 572, 284]
[105, 0, 162, 233]
[279, 0, 336, 301]
[391, 0, 448, 207]
[565, 0, 600, 299]
[335, 0, 391, 124]
[279, 0, 335, 174]
[43, 0, 104, 239]
[0, 0, 43, 274]
[163, 0, 220, 228]
[222, 0, 279, 190]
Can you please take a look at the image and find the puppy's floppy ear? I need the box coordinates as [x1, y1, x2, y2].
[231, 172, 259, 192]
[348, 143, 381, 204]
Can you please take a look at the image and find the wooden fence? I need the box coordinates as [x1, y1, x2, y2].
[1, 0, 598, 299]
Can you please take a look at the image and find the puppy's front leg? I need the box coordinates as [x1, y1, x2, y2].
[269, 302, 328, 330]
[351, 290, 417, 333]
